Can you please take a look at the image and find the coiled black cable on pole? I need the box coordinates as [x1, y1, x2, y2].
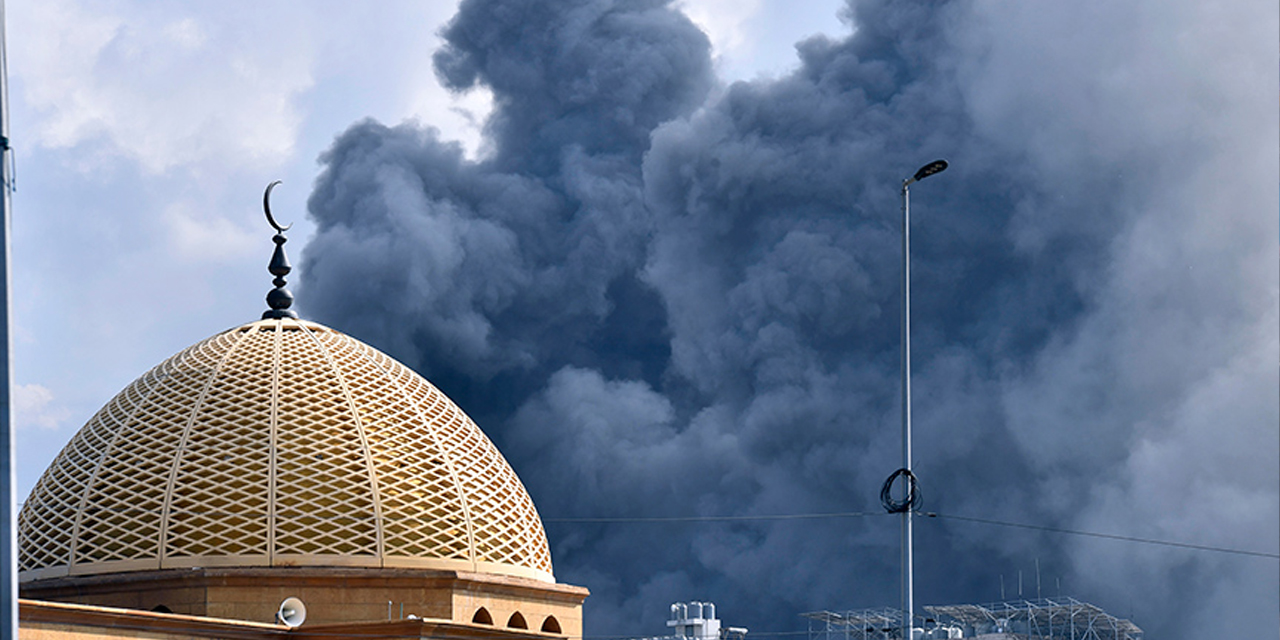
[880, 468, 921, 514]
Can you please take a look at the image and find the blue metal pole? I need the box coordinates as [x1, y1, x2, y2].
[0, 0, 16, 635]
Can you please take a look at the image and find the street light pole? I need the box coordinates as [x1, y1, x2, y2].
[0, 2, 14, 637]
[899, 159, 946, 640]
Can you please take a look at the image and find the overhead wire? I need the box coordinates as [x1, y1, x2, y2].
[17, 504, 1276, 559]
[543, 512, 885, 523]
[14, 502, 888, 524]
[549, 509, 1277, 559]
[923, 511, 1280, 559]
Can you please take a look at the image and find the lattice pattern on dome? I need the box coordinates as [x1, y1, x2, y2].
[72, 338, 225, 568]
[18, 318, 554, 583]
[356, 341, 553, 571]
[310, 330, 475, 564]
[163, 327, 269, 561]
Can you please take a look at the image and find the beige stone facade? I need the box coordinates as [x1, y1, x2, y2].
[22, 566, 586, 635]
[21, 598, 579, 640]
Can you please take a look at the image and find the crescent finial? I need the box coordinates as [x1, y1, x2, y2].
[261, 180, 298, 319]
[263, 180, 292, 232]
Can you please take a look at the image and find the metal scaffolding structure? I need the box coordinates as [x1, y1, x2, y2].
[924, 598, 1142, 640]
[803, 598, 1142, 640]
[803, 609, 909, 640]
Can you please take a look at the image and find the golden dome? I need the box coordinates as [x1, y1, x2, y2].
[18, 318, 554, 584]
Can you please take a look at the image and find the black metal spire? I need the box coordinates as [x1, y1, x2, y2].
[261, 180, 298, 320]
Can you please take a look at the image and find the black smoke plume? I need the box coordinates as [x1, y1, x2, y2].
[300, 1, 1279, 638]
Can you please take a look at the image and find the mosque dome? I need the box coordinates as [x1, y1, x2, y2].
[17, 317, 554, 584]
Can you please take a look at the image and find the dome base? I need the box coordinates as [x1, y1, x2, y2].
[21, 566, 587, 633]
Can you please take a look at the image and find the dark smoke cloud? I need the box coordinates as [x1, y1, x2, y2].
[299, 1, 1279, 639]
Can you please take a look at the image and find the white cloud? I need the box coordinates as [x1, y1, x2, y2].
[676, 0, 764, 61]
[14, 383, 70, 431]
[163, 199, 258, 265]
[161, 18, 207, 51]
[678, 0, 845, 81]
[404, 84, 495, 161]
[11, 0, 315, 174]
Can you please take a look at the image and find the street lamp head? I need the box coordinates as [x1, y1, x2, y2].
[912, 160, 948, 182]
